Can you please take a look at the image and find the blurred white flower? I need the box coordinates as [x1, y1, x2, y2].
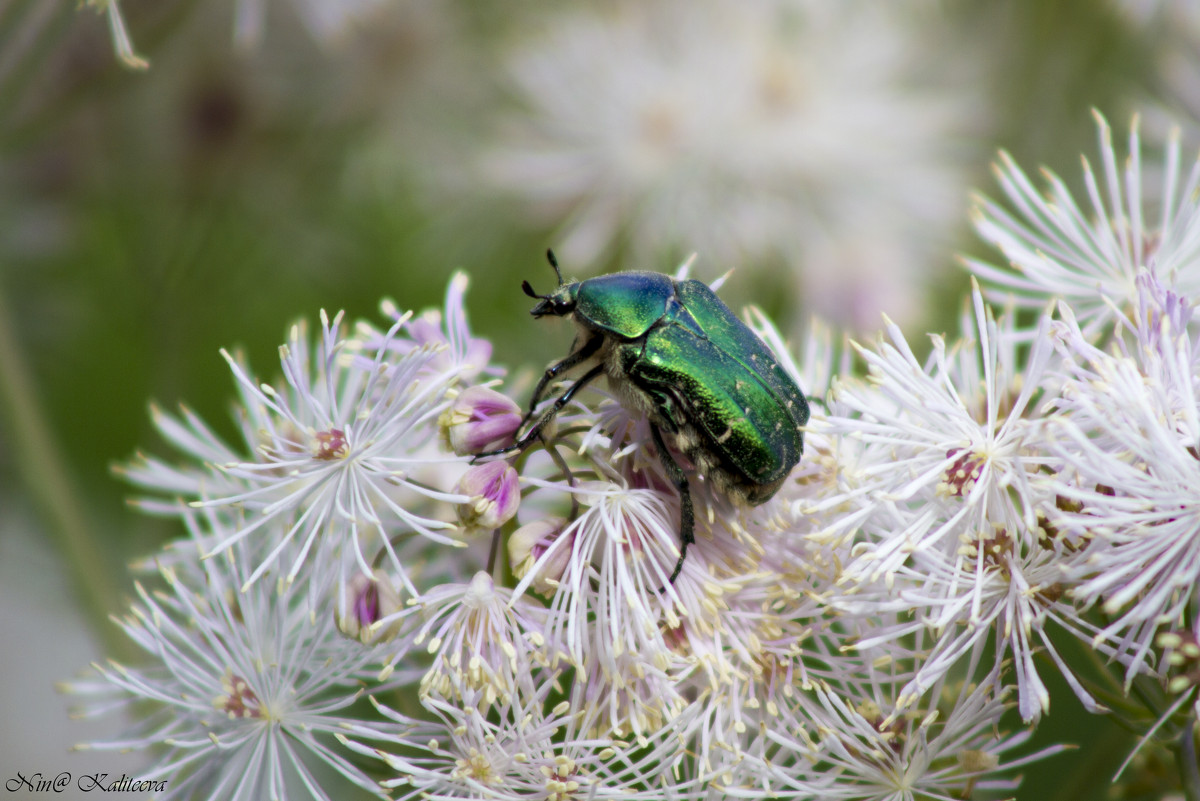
[87, 0, 404, 66]
[481, 0, 978, 329]
[234, 0, 391, 48]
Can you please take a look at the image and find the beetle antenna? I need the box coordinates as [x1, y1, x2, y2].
[521, 280, 546, 300]
[546, 249, 565, 286]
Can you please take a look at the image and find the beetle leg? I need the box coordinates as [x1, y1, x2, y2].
[473, 342, 604, 460]
[515, 363, 606, 450]
[543, 440, 580, 522]
[476, 362, 607, 460]
[523, 334, 603, 428]
[650, 423, 693, 586]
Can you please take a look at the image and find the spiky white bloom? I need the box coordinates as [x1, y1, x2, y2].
[969, 112, 1200, 335]
[515, 467, 692, 737]
[656, 566, 832, 793]
[489, 380, 776, 736]
[370, 272, 499, 385]
[1046, 273, 1200, 682]
[61, 511, 402, 801]
[765, 661, 1064, 801]
[826, 284, 1054, 578]
[341, 686, 711, 800]
[482, 0, 974, 329]
[816, 283, 1116, 721]
[394, 571, 559, 709]
[122, 302, 476, 611]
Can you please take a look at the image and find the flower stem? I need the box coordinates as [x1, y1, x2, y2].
[0, 278, 129, 658]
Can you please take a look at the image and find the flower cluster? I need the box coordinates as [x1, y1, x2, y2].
[62, 113, 1200, 799]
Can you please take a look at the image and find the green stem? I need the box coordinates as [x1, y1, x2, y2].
[0, 275, 130, 659]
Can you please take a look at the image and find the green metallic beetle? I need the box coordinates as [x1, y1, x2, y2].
[484, 251, 809, 584]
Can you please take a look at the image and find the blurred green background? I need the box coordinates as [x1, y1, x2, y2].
[0, 0, 1190, 798]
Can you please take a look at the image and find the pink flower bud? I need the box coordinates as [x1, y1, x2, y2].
[508, 516, 572, 597]
[440, 386, 524, 456]
[455, 461, 520, 530]
[336, 574, 403, 643]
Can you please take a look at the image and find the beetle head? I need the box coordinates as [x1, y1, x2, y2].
[523, 249, 578, 318]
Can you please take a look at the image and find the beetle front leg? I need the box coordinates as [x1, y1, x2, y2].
[515, 363, 605, 450]
[474, 363, 606, 459]
[523, 334, 603, 428]
[650, 423, 693, 586]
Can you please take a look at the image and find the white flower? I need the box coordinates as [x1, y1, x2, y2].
[61, 515, 402, 801]
[1046, 274, 1200, 682]
[124, 304, 473, 609]
[969, 112, 1200, 335]
[90, 252, 1084, 798]
[766, 664, 1064, 801]
[234, 0, 390, 48]
[814, 284, 1122, 721]
[481, 0, 975, 329]
[826, 284, 1054, 581]
[517, 470, 692, 735]
[369, 272, 499, 384]
[662, 573, 825, 788]
[846, 522, 1114, 723]
[398, 571, 559, 709]
[342, 686, 709, 800]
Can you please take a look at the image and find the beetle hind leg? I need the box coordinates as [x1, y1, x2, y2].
[650, 424, 693, 586]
